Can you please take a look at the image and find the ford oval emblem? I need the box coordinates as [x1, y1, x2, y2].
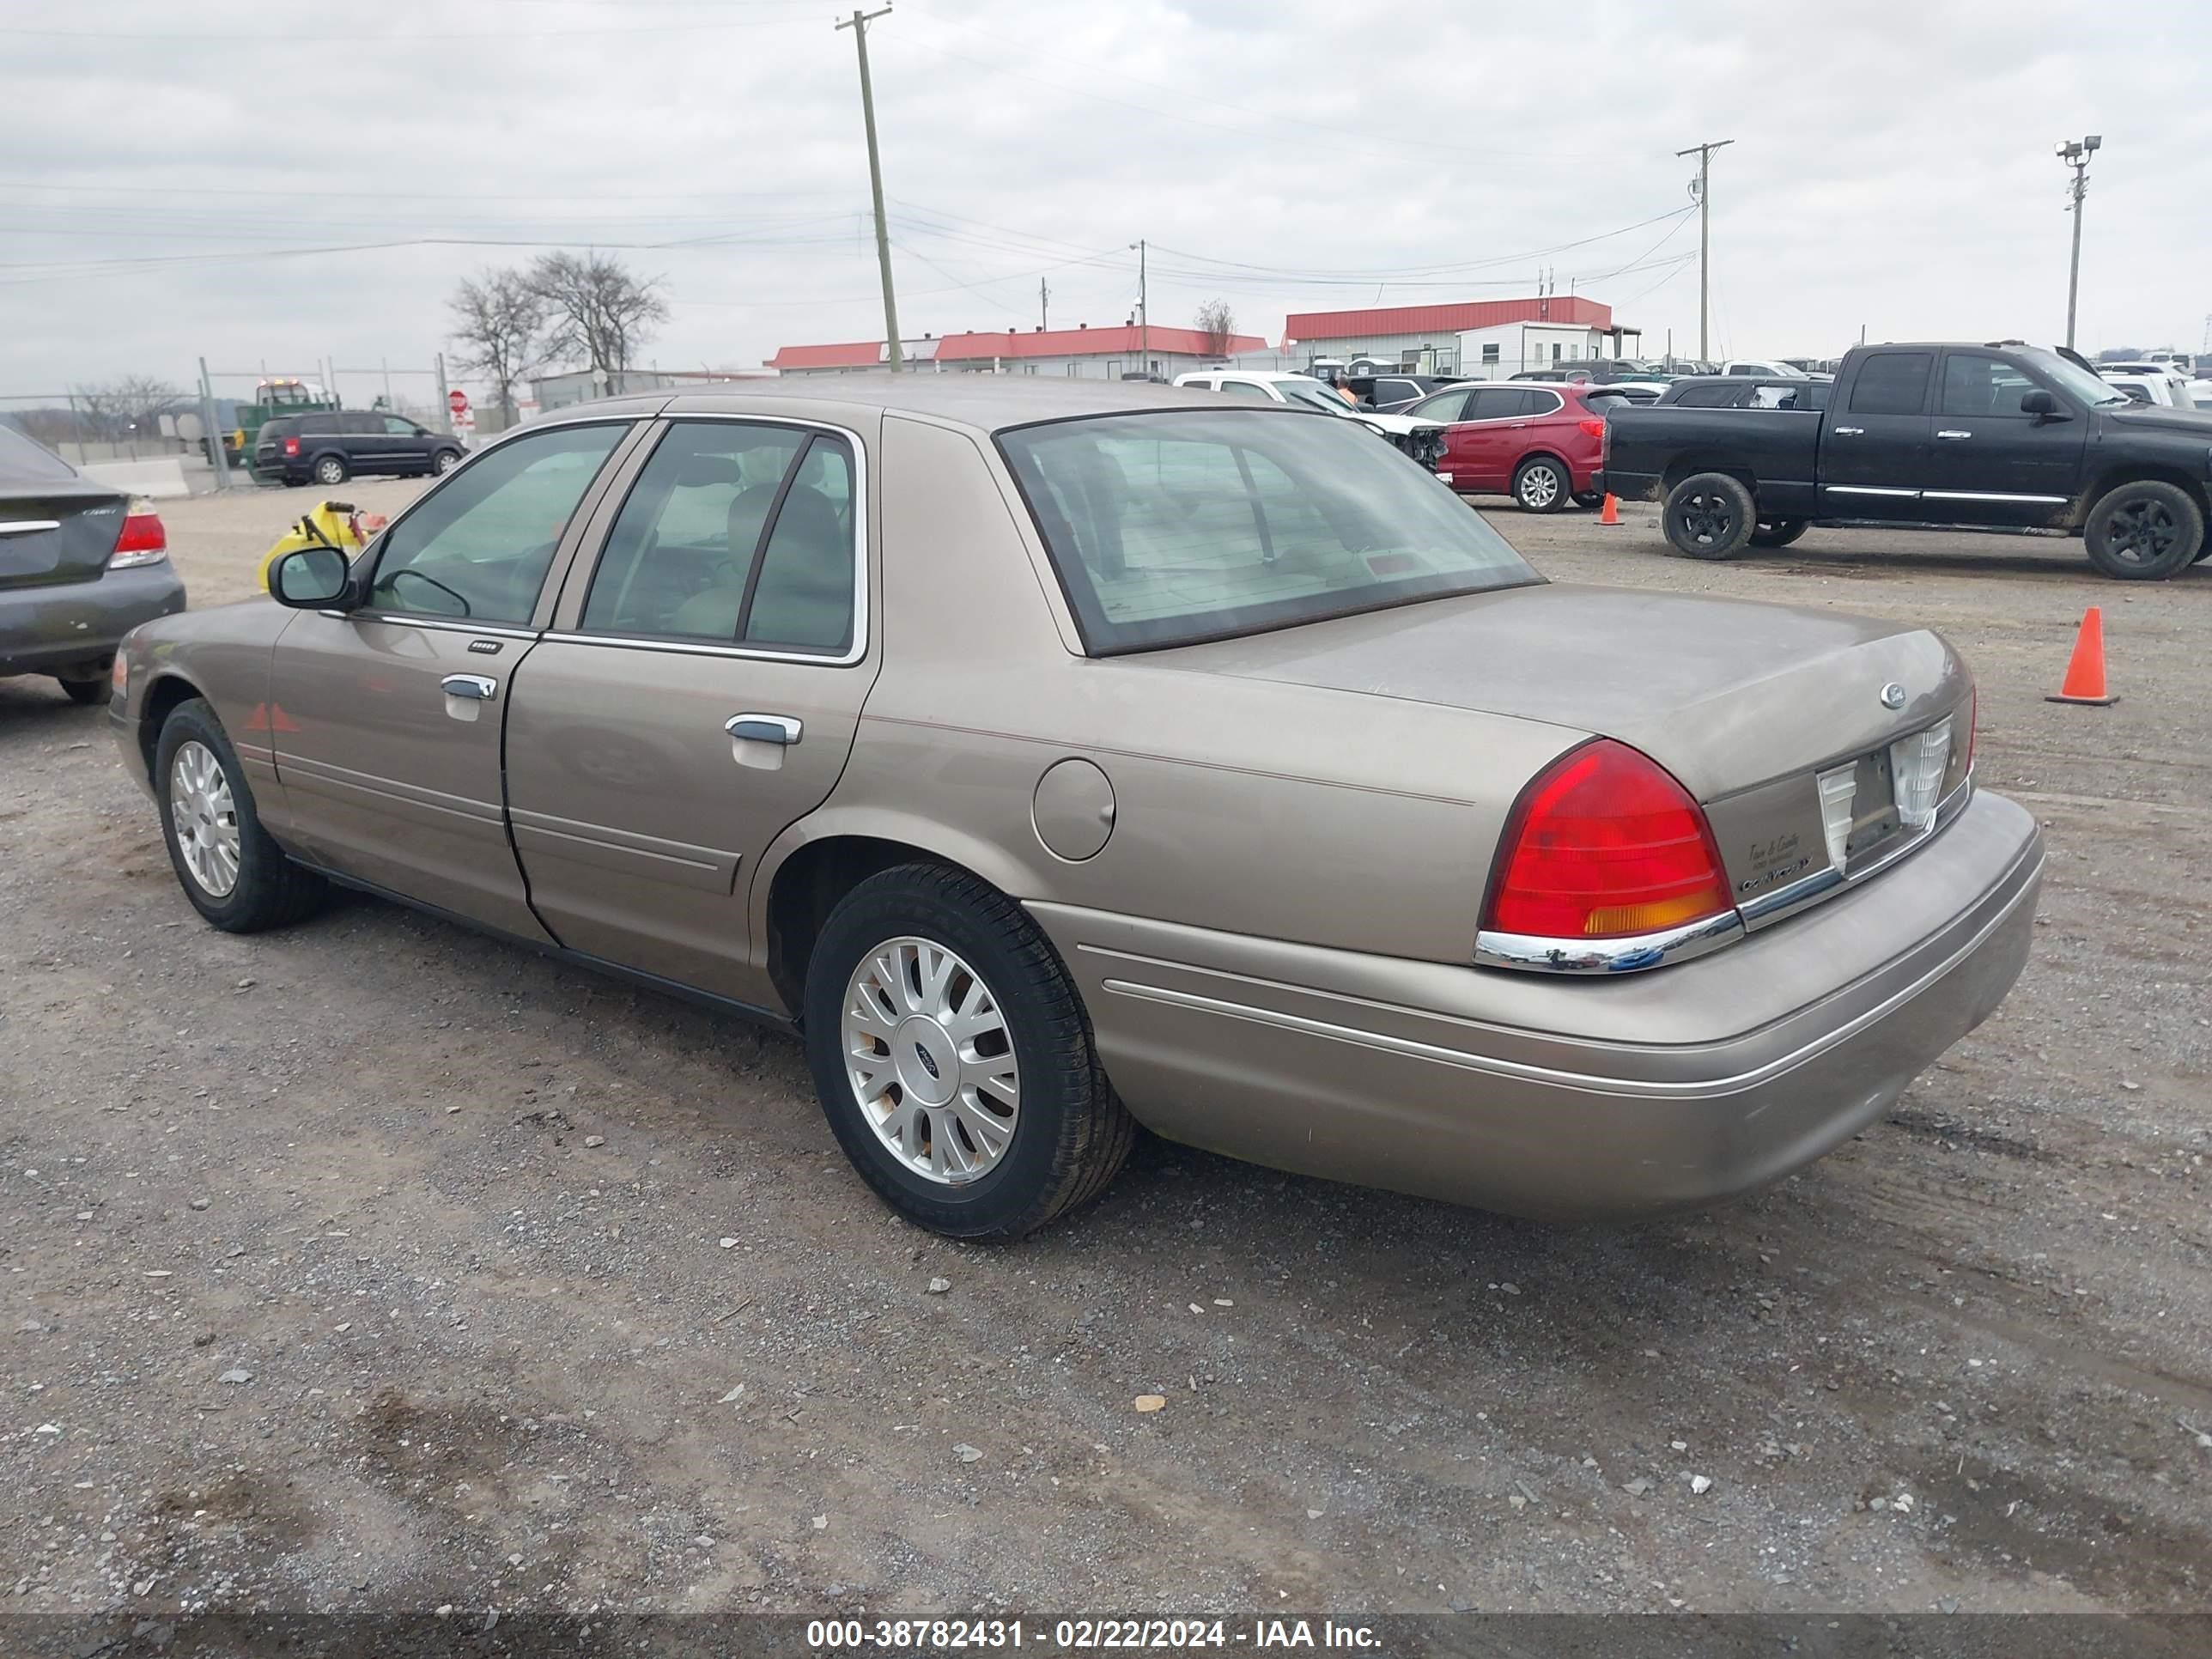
[1880, 682, 1907, 710]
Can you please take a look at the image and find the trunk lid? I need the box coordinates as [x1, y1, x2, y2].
[1150, 583, 1967, 803]
[0, 479, 131, 591]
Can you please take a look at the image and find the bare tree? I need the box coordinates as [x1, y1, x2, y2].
[1194, 298, 1236, 359]
[74, 375, 188, 454]
[527, 251, 670, 385]
[448, 268, 550, 423]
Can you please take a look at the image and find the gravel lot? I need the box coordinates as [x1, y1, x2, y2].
[3, 477, 2207, 1619]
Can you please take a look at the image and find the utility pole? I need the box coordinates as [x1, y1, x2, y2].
[1675, 138, 1733, 362]
[838, 6, 903, 370]
[1126, 240, 1149, 377]
[2056, 135, 2101, 349]
[1040, 276, 1049, 332]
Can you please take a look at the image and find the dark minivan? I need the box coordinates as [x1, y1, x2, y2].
[253, 411, 465, 487]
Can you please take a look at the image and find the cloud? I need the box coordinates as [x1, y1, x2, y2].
[1, 0, 2206, 404]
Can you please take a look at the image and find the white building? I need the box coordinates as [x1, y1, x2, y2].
[1283, 296, 1638, 378]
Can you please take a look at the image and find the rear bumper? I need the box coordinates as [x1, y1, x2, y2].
[1030, 789, 2042, 1220]
[0, 562, 187, 678]
[1593, 468, 1660, 503]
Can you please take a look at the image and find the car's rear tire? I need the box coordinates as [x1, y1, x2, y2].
[57, 673, 111, 706]
[155, 697, 329, 933]
[1749, 519, 1809, 549]
[1511, 456, 1570, 514]
[802, 862, 1134, 1239]
[313, 454, 349, 486]
[1663, 472, 1756, 559]
[2081, 480, 2203, 580]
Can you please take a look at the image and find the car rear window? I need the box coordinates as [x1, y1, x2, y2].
[0, 422, 79, 484]
[997, 409, 1537, 654]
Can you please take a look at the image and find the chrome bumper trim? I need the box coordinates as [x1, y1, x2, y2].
[1474, 907, 1744, 975]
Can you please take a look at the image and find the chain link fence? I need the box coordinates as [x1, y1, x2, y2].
[3, 354, 485, 496]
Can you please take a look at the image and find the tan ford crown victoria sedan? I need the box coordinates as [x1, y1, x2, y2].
[108, 379, 2044, 1237]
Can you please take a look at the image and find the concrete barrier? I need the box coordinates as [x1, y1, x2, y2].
[78, 458, 191, 501]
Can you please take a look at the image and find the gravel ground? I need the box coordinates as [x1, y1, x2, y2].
[2, 478, 2207, 1620]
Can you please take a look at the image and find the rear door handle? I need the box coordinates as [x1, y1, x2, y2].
[1832, 425, 1865, 435]
[1935, 428, 1972, 440]
[441, 674, 497, 701]
[726, 714, 802, 745]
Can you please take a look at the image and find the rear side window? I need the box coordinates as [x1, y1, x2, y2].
[1848, 353, 1934, 416]
[1465, 388, 1524, 420]
[581, 421, 855, 654]
[1214, 380, 1273, 400]
[339, 412, 382, 435]
[1523, 390, 1565, 416]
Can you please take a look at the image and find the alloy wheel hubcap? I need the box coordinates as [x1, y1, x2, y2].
[1522, 466, 1560, 507]
[168, 740, 241, 898]
[2109, 502, 2175, 563]
[1680, 493, 1731, 544]
[842, 936, 1018, 1186]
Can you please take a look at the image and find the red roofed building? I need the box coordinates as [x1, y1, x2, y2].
[767, 320, 1272, 380]
[1283, 295, 1641, 380]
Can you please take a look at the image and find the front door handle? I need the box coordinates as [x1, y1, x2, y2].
[726, 714, 802, 746]
[1832, 425, 1865, 435]
[1935, 428, 1972, 440]
[441, 674, 497, 701]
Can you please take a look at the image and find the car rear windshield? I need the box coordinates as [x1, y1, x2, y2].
[997, 409, 1539, 653]
[0, 421, 80, 484]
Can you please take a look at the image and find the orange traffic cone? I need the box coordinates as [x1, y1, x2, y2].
[1599, 493, 1620, 526]
[2046, 606, 2118, 706]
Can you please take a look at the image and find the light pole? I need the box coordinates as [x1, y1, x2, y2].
[2056, 134, 2101, 350]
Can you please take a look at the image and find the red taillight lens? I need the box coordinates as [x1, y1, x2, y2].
[107, 508, 168, 568]
[113, 511, 165, 553]
[283, 437, 300, 457]
[1484, 739, 1733, 939]
[1578, 416, 1607, 439]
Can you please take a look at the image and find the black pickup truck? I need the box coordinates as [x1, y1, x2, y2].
[1599, 341, 2212, 579]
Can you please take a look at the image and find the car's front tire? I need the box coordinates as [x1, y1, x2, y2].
[2082, 480, 2204, 580]
[1663, 472, 1756, 559]
[155, 697, 329, 933]
[1511, 456, 1570, 514]
[313, 454, 349, 486]
[432, 448, 462, 475]
[802, 862, 1134, 1239]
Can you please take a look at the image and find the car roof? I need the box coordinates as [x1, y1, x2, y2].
[531, 374, 1278, 437]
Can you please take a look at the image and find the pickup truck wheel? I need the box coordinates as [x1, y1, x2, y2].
[2082, 481, 2204, 580]
[1749, 519, 1809, 549]
[1663, 472, 1756, 559]
[1511, 457, 1569, 514]
[803, 862, 1136, 1239]
[1571, 490, 1603, 509]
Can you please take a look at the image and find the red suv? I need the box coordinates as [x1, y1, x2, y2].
[1401, 382, 1613, 513]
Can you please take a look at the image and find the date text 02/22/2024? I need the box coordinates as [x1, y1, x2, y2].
[805, 1620, 1383, 1650]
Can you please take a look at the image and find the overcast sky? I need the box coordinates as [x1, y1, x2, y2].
[3, 0, 2208, 410]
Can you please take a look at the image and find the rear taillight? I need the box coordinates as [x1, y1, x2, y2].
[1483, 739, 1733, 939]
[283, 437, 301, 457]
[1578, 417, 1607, 439]
[107, 508, 167, 569]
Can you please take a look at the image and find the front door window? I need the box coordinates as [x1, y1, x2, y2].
[368, 424, 626, 624]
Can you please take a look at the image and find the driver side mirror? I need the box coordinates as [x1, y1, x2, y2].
[270, 545, 353, 610]
[2020, 388, 2065, 419]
